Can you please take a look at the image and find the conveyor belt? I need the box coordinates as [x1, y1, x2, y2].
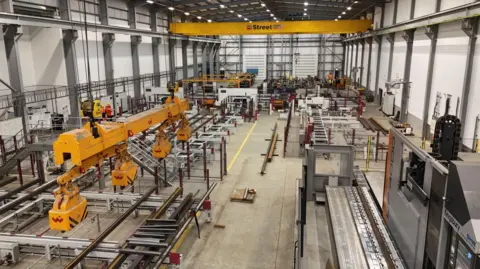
[326, 187, 369, 268]
[326, 186, 406, 269]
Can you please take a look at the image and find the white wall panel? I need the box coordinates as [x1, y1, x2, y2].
[243, 55, 266, 79]
[429, 21, 468, 122]
[293, 55, 318, 78]
[463, 21, 480, 146]
[138, 37, 153, 75]
[175, 44, 182, 68]
[373, 6, 383, 29]
[112, 34, 132, 78]
[17, 29, 36, 87]
[408, 30, 431, 121]
[378, 36, 391, 97]
[391, 33, 406, 107]
[361, 42, 369, 86]
[414, 0, 435, 18]
[440, 0, 474, 11]
[397, 0, 412, 23]
[370, 42, 379, 92]
[383, 1, 395, 27]
[75, 31, 105, 83]
[30, 27, 67, 86]
[0, 31, 10, 92]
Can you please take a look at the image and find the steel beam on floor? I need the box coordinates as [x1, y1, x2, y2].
[0, 179, 56, 216]
[400, 30, 415, 122]
[62, 29, 80, 123]
[422, 25, 439, 138]
[65, 186, 157, 269]
[192, 41, 198, 76]
[3, 24, 27, 136]
[373, 35, 382, 105]
[152, 183, 217, 269]
[103, 33, 115, 95]
[460, 18, 478, 139]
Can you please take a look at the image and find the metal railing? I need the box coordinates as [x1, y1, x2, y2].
[0, 72, 173, 110]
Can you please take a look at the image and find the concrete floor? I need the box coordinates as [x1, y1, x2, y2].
[181, 114, 304, 269]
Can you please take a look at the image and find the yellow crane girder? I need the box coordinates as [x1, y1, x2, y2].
[169, 20, 372, 36]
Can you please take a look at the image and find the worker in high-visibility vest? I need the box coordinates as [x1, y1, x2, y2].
[327, 72, 333, 84]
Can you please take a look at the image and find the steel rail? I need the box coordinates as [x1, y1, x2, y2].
[0, 179, 56, 216]
[261, 123, 278, 175]
[64, 186, 157, 269]
[106, 187, 183, 269]
[152, 182, 217, 269]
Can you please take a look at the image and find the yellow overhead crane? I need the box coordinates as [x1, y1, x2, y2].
[49, 83, 191, 231]
[169, 20, 372, 36]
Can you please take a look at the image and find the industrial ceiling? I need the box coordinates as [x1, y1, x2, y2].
[152, 0, 377, 23]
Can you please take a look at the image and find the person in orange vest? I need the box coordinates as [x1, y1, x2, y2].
[104, 103, 114, 118]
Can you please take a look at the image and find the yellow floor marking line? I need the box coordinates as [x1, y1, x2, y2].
[227, 122, 257, 172]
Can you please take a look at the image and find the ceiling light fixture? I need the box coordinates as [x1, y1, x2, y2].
[238, 14, 242, 17]
[304, 8, 307, 11]
[338, 15, 341, 18]
[197, 16, 202, 19]
[207, 19, 212, 23]
[354, 1, 359, 3]
[273, 17, 276, 19]
[168, 6, 174, 10]
[347, 6, 352, 10]
[244, 18, 248, 21]
[261, 3, 266, 7]
[249, 21, 252, 23]
[146, 0, 153, 3]
[304, 2, 308, 6]
[304, 13, 307, 16]
[266, 9, 270, 12]
[270, 13, 274, 16]
[276, 20, 279, 22]
[219, 4, 225, 8]
[342, 11, 345, 14]
[229, 10, 234, 13]
[335, 19, 338, 21]
[185, 12, 190, 15]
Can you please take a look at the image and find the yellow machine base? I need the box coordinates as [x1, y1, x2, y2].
[49, 196, 88, 231]
[112, 163, 138, 186]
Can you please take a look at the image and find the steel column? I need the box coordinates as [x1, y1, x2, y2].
[393, 0, 398, 24]
[62, 29, 80, 124]
[354, 40, 359, 85]
[209, 43, 215, 75]
[349, 41, 354, 77]
[131, 35, 142, 98]
[98, 0, 109, 25]
[400, 30, 415, 122]
[359, 39, 365, 86]
[266, 35, 271, 79]
[422, 25, 439, 138]
[215, 43, 220, 74]
[342, 41, 346, 77]
[201, 42, 208, 76]
[373, 35, 382, 104]
[410, 0, 416, 20]
[289, 35, 293, 75]
[150, 8, 160, 86]
[239, 35, 244, 73]
[0, 0, 13, 12]
[167, 12, 176, 82]
[3, 25, 27, 136]
[192, 41, 198, 76]
[366, 37, 373, 91]
[59, 0, 72, 20]
[344, 41, 349, 77]
[460, 18, 478, 139]
[182, 39, 189, 79]
[102, 33, 115, 95]
[386, 33, 395, 87]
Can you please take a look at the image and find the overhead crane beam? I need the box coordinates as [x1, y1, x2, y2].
[170, 20, 372, 36]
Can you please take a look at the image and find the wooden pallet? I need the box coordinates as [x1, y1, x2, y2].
[230, 188, 256, 203]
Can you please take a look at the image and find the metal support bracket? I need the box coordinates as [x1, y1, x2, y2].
[462, 18, 478, 38]
[402, 29, 415, 43]
[425, 25, 438, 40]
[373, 34, 382, 44]
[131, 35, 142, 46]
[386, 33, 395, 44]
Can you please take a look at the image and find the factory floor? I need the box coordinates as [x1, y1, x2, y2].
[180, 113, 304, 269]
